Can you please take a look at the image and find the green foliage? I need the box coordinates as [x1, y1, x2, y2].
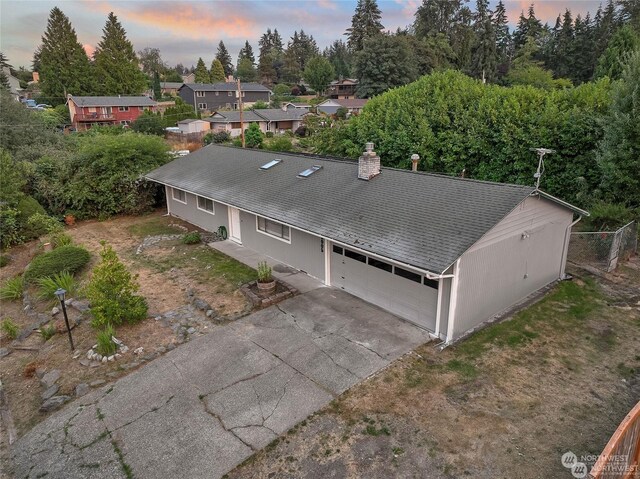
[49, 232, 73, 248]
[0, 207, 21, 248]
[194, 57, 210, 83]
[237, 57, 258, 82]
[93, 13, 148, 95]
[251, 100, 269, 110]
[0, 149, 26, 205]
[24, 245, 90, 282]
[24, 213, 63, 239]
[210, 59, 226, 82]
[41, 325, 56, 341]
[0, 276, 24, 300]
[335, 107, 348, 120]
[216, 41, 234, 78]
[131, 111, 165, 136]
[507, 38, 571, 90]
[316, 70, 611, 206]
[36, 271, 78, 300]
[595, 26, 640, 81]
[597, 50, 640, 208]
[272, 84, 291, 96]
[96, 325, 117, 356]
[38, 7, 95, 104]
[582, 202, 637, 231]
[152, 71, 161, 100]
[32, 132, 171, 218]
[257, 261, 273, 283]
[203, 131, 231, 145]
[346, 0, 384, 52]
[161, 99, 197, 127]
[16, 197, 45, 227]
[182, 231, 201, 244]
[245, 122, 264, 148]
[0, 255, 9, 267]
[303, 56, 334, 96]
[264, 135, 293, 152]
[86, 243, 148, 328]
[1, 318, 19, 339]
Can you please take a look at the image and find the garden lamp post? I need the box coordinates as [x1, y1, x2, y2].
[54, 288, 75, 351]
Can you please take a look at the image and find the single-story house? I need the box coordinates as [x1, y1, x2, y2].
[67, 95, 157, 130]
[206, 108, 309, 137]
[177, 119, 211, 134]
[160, 81, 184, 96]
[178, 82, 272, 115]
[3, 66, 22, 101]
[284, 102, 311, 111]
[317, 98, 368, 116]
[146, 143, 587, 344]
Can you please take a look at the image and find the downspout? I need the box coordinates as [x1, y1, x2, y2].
[560, 215, 582, 279]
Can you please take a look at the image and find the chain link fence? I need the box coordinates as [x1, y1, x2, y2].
[568, 221, 638, 272]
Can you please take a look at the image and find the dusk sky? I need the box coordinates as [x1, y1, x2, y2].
[1, 0, 602, 69]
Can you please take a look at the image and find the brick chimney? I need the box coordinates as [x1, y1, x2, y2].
[411, 154, 419, 172]
[358, 142, 381, 181]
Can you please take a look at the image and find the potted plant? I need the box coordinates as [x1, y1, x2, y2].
[256, 261, 276, 295]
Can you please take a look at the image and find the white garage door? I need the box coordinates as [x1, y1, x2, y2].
[330, 245, 438, 331]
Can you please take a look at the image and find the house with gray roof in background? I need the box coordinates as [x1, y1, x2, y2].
[146, 143, 588, 344]
[179, 82, 272, 115]
[67, 95, 158, 130]
[206, 108, 309, 137]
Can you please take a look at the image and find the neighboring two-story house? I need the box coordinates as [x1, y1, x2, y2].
[178, 83, 272, 115]
[328, 79, 358, 99]
[67, 95, 157, 131]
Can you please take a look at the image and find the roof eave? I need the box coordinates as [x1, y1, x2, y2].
[534, 190, 590, 217]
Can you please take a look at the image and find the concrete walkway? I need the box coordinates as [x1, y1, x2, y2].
[211, 240, 323, 293]
[10, 289, 430, 479]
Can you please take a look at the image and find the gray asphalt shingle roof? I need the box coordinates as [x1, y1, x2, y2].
[205, 111, 265, 123]
[180, 82, 272, 93]
[69, 96, 156, 107]
[145, 145, 551, 274]
[254, 108, 309, 121]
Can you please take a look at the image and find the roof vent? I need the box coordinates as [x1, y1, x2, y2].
[358, 142, 381, 181]
[260, 159, 282, 170]
[298, 165, 322, 178]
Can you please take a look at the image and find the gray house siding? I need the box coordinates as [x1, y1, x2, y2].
[165, 186, 229, 232]
[450, 196, 573, 340]
[238, 211, 325, 280]
[180, 88, 271, 112]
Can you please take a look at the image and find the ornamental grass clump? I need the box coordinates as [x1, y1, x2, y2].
[257, 261, 273, 283]
[85, 242, 148, 328]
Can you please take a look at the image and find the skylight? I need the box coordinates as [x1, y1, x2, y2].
[260, 159, 282, 170]
[298, 165, 322, 178]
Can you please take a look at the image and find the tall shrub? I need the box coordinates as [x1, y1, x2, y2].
[85, 243, 147, 328]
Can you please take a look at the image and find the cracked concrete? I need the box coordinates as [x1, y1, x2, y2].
[9, 288, 430, 479]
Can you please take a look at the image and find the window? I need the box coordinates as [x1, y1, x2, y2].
[260, 159, 282, 170]
[196, 91, 205, 97]
[298, 165, 322, 178]
[257, 217, 290, 242]
[332, 245, 343, 255]
[368, 257, 392, 272]
[120, 120, 130, 126]
[172, 188, 186, 204]
[198, 103, 207, 109]
[424, 277, 439, 289]
[215, 91, 219, 96]
[196, 196, 214, 214]
[227, 91, 233, 96]
[394, 266, 421, 283]
[118, 106, 129, 112]
[344, 249, 366, 263]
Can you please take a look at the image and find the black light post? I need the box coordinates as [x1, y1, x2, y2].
[54, 288, 74, 351]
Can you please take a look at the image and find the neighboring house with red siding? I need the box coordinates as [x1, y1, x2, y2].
[67, 95, 158, 131]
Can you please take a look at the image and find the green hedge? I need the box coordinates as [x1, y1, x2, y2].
[24, 245, 90, 282]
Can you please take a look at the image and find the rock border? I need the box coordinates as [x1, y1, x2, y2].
[240, 280, 298, 309]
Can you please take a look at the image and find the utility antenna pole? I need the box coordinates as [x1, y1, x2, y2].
[530, 148, 555, 190]
[237, 78, 245, 148]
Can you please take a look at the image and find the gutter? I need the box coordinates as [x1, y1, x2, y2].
[560, 214, 583, 279]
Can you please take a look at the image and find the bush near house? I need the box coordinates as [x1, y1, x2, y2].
[85, 243, 148, 328]
[245, 123, 264, 148]
[264, 136, 293, 152]
[203, 131, 231, 145]
[23, 245, 90, 283]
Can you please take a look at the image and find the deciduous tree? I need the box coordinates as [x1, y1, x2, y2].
[303, 56, 334, 95]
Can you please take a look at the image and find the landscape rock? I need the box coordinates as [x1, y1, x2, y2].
[40, 370, 61, 389]
[133, 347, 144, 355]
[206, 309, 217, 318]
[187, 327, 196, 335]
[89, 379, 106, 387]
[75, 383, 90, 397]
[0, 348, 10, 359]
[101, 357, 107, 363]
[71, 300, 90, 312]
[79, 359, 90, 367]
[166, 343, 176, 351]
[51, 307, 60, 316]
[35, 368, 46, 379]
[41, 385, 59, 401]
[192, 298, 211, 311]
[39, 396, 70, 413]
[64, 298, 74, 306]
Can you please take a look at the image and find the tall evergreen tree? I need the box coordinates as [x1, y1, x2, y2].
[345, 0, 384, 52]
[152, 71, 161, 100]
[236, 58, 258, 82]
[554, 9, 575, 79]
[450, 6, 475, 70]
[257, 28, 285, 84]
[512, 4, 544, 51]
[210, 59, 226, 82]
[93, 12, 147, 95]
[282, 30, 319, 83]
[237, 41, 255, 66]
[0, 52, 11, 92]
[493, 0, 512, 79]
[38, 7, 94, 103]
[572, 13, 596, 83]
[324, 40, 351, 79]
[194, 58, 210, 83]
[216, 41, 233, 78]
[414, 0, 463, 38]
[595, 24, 640, 80]
[470, 0, 497, 82]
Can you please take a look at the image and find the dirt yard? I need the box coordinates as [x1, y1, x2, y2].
[227, 261, 640, 479]
[0, 211, 257, 445]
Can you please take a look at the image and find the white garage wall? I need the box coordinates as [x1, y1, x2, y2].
[449, 196, 573, 340]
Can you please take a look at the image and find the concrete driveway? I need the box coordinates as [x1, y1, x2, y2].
[10, 288, 430, 479]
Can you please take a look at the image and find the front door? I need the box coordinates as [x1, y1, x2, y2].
[229, 207, 241, 243]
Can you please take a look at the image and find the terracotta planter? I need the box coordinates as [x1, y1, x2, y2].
[257, 280, 276, 296]
[64, 214, 76, 226]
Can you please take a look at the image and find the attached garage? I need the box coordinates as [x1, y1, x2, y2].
[330, 245, 438, 331]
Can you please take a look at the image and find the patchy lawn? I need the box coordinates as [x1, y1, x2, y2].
[0, 210, 257, 443]
[227, 262, 640, 479]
